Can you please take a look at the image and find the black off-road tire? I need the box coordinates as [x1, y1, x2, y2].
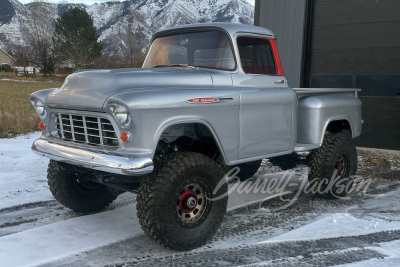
[220, 160, 262, 182]
[47, 160, 117, 213]
[136, 152, 228, 251]
[308, 130, 357, 199]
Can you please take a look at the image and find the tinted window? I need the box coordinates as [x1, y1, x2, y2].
[237, 37, 277, 75]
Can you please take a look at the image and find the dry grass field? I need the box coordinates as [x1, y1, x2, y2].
[0, 80, 64, 138]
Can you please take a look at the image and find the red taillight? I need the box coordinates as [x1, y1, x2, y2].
[38, 122, 45, 130]
[120, 132, 129, 142]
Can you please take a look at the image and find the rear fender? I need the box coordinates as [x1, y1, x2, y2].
[297, 95, 362, 145]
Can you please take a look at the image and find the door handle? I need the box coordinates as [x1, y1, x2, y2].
[274, 80, 285, 84]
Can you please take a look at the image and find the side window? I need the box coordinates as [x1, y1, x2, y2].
[237, 37, 277, 75]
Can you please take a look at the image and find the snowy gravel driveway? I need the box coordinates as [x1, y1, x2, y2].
[1, 133, 400, 266]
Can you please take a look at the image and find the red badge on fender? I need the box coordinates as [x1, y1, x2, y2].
[186, 97, 219, 104]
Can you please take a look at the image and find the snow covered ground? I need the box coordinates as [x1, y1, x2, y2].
[1, 133, 400, 266]
[0, 133, 53, 208]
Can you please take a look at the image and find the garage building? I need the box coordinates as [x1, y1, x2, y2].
[254, 0, 400, 150]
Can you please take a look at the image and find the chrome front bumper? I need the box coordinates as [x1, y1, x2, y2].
[32, 139, 154, 176]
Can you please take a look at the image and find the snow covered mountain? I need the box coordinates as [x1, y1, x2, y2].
[0, 0, 254, 56]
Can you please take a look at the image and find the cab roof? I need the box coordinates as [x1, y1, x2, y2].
[152, 22, 276, 41]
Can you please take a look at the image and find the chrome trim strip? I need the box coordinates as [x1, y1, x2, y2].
[82, 116, 89, 143]
[69, 115, 75, 141]
[58, 113, 64, 138]
[185, 97, 234, 104]
[97, 117, 103, 145]
[32, 139, 154, 176]
[217, 97, 234, 102]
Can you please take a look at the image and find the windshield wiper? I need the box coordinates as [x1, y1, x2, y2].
[151, 64, 195, 69]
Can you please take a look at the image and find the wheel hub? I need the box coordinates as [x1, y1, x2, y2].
[186, 196, 197, 209]
[179, 190, 198, 213]
[176, 183, 208, 225]
[335, 153, 349, 178]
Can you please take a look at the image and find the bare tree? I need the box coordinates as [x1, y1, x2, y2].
[21, 1, 56, 75]
[116, 15, 148, 68]
[92, 55, 123, 69]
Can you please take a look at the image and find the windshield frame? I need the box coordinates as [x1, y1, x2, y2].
[143, 27, 238, 72]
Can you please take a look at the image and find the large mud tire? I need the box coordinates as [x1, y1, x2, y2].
[308, 131, 357, 199]
[136, 152, 228, 251]
[47, 160, 117, 213]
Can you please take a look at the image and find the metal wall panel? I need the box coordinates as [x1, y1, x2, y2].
[306, 0, 400, 77]
[305, 0, 400, 150]
[255, 0, 400, 150]
[255, 0, 307, 88]
[357, 97, 400, 150]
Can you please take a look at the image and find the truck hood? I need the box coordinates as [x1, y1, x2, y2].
[46, 68, 214, 111]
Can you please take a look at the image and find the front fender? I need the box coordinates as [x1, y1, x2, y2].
[29, 88, 59, 138]
[106, 88, 240, 163]
[30, 88, 59, 103]
[152, 116, 228, 163]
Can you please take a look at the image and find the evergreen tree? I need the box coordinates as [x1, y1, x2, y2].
[53, 7, 102, 69]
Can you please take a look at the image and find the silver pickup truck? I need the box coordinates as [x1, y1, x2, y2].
[30, 23, 362, 250]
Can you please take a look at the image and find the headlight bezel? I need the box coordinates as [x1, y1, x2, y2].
[30, 97, 47, 119]
[108, 101, 131, 128]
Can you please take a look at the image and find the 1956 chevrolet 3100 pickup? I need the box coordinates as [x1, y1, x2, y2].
[30, 23, 362, 250]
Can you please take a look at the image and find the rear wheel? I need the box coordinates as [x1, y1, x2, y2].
[308, 131, 357, 198]
[47, 160, 117, 213]
[136, 152, 228, 250]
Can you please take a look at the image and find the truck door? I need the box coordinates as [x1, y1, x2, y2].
[232, 35, 297, 160]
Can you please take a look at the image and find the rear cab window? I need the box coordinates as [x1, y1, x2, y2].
[237, 37, 277, 75]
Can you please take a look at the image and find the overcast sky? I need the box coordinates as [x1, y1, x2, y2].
[18, 0, 255, 6]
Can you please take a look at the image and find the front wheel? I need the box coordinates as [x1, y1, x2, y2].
[47, 160, 118, 213]
[136, 152, 228, 250]
[308, 130, 357, 199]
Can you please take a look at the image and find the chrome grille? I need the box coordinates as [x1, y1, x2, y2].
[53, 113, 118, 147]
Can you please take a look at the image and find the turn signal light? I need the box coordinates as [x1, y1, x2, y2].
[120, 132, 129, 142]
[38, 122, 45, 130]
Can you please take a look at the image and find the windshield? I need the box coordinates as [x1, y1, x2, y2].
[143, 30, 236, 70]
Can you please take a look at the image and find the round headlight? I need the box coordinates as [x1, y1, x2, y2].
[30, 98, 47, 118]
[35, 102, 45, 116]
[109, 103, 131, 127]
[115, 112, 129, 125]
